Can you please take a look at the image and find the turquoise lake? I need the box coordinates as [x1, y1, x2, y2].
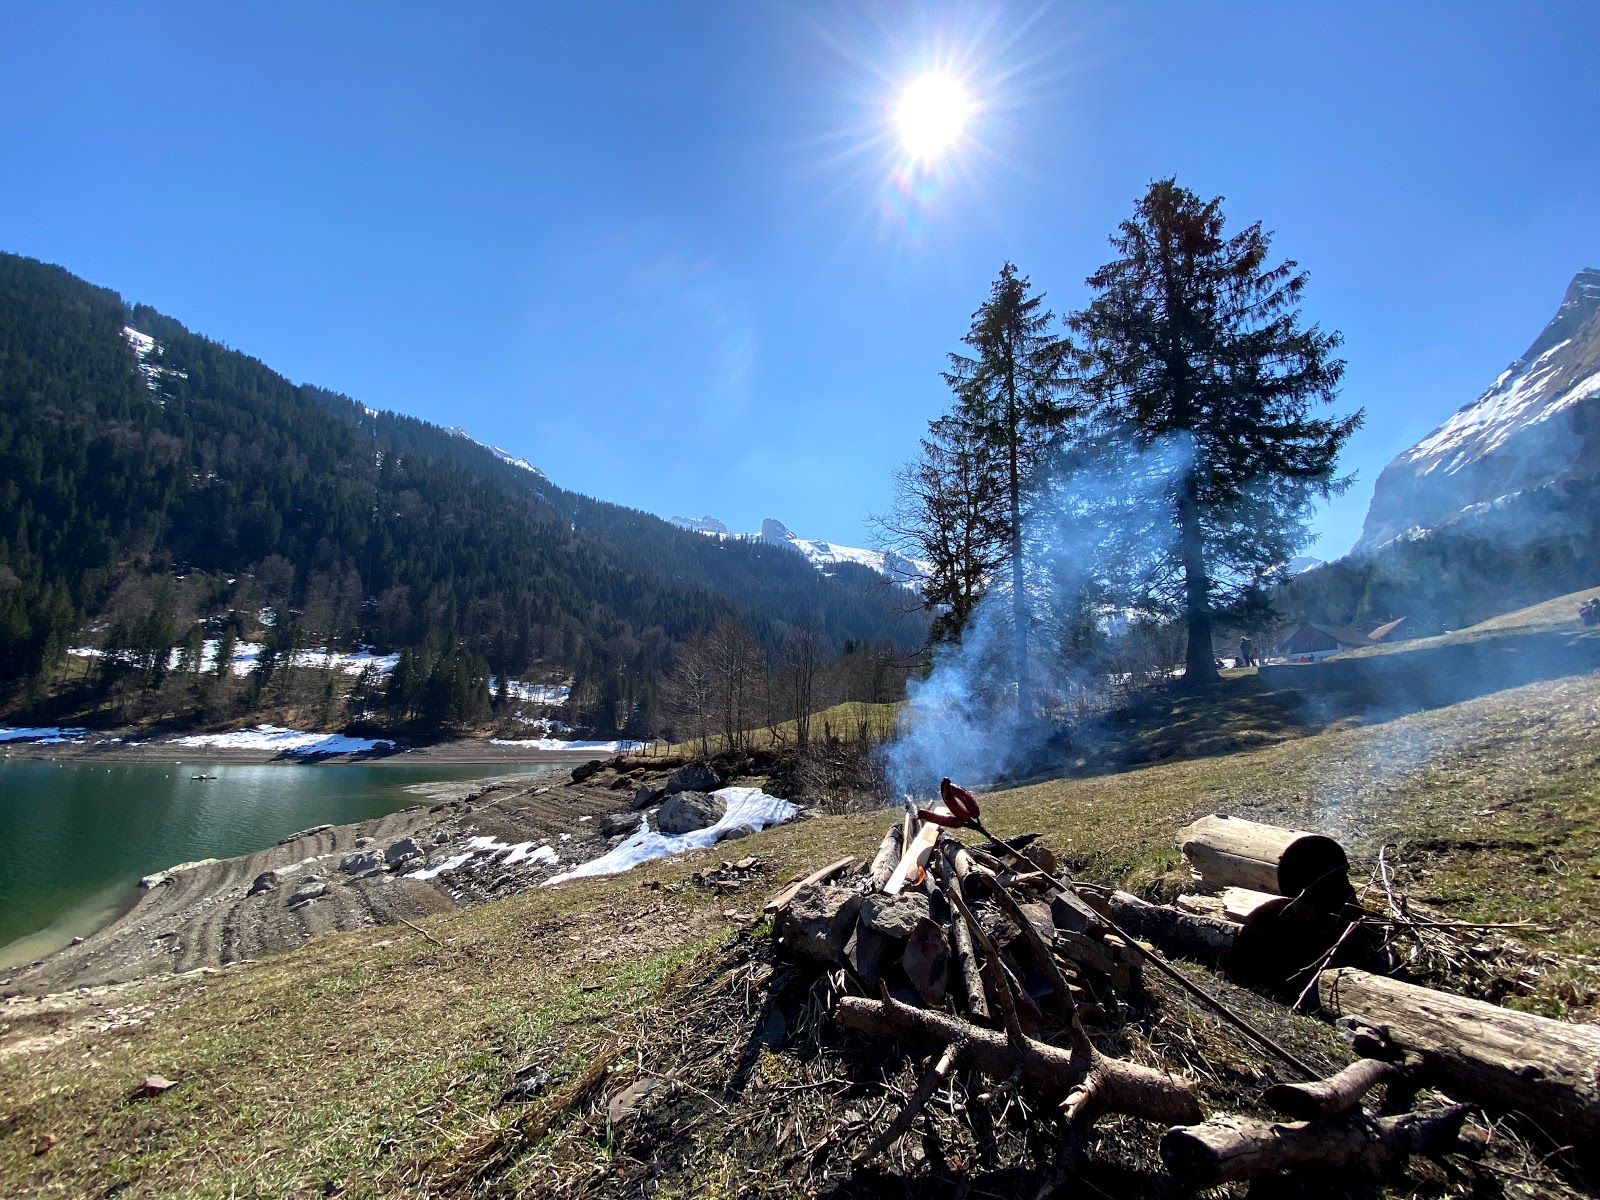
[0, 759, 564, 969]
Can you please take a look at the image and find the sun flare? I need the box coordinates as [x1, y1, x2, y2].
[895, 72, 972, 162]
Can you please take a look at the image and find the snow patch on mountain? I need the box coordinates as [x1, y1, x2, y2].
[1403, 339, 1600, 474]
[667, 515, 925, 586]
[445, 427, 549, 481]
[122, 326, 186, 397]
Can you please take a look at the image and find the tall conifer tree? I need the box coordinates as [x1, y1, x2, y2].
[942, 263, 1071, 702]
[1068, 180, 1359, 685]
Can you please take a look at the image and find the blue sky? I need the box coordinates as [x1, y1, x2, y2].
[4, 2, 1598, 560]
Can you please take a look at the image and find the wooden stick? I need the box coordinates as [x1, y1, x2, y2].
[1263, 1058, 1402, 1120]
[852, 1043, 962, 1167]
[936, 851, 990, 1022]
[765, 856, 856, 914]
[836, 995, 1201, 1127]
[944, 869, 1026, 1048]
[948, 844, 1079, 1024]
[1161, 1104, 1477, 1187]
[964, 824, 1319, 1080]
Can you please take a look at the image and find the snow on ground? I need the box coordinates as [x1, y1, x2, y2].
[488, 737, 645, 753]
[0, 726, 90, 743]
[489, 679, 571, 705]
[167, 725, 393, 755]
[405, 835, 559, 881]
[544, 787, 798, 885]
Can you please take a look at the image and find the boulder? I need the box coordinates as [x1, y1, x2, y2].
[664, 762, 717, 795]
[717, 824, 757, 843]
[340, 851, 383, 875]
[599, 812, 642, 837]
[861, 892, 932, 939]
[657, 790, 725, 834]
[384, 837, 422, 864]
[630, 783, 665, 811]
[776, 883, 862, 965]
[571, 759, 606, 783]
[288, 881, 329, 906]
[432, 830, 451, 845]
[246, 870, 281, 897]
[354, 836, 374, 848]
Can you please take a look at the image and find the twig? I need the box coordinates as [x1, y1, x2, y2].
[852, 1043, 963, 1167]
[397, 915, 445, 948]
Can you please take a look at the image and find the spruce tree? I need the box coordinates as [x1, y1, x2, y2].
[1068, 180, 1359, 685]
[942, 263, 1071, 701]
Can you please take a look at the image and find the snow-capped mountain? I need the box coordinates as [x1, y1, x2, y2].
[1286, 556, 1326, 574]
[445, 426, 548, 481]
[669, 515, 925, 585]
[1356, 268, 1600, 553]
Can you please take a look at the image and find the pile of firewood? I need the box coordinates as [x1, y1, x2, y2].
[764, 792, 1600, 1192]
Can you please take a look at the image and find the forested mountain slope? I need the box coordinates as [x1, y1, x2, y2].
[0, 253, 922, 719]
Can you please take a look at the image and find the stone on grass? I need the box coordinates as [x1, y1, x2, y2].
[599, 812, 641, 837]
[630, 783, 665, 811]
[136, 1075, 175, 1097]
[664, 762, 717, 795]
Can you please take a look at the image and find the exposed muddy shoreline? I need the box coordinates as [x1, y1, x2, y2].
[0, 737, 655, 766]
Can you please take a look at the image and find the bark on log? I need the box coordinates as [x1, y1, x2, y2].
[867, 824, 905, 890]
[1179, 814, 1350, 902]
[1107, 891, 1237, 967]
[1319, 967, 1600, 1141]
[1161, 1104, 1476, 1187]
[836, 995, 1201, 1126]
[1263, 1058, 1402, 1120]
[765, 856, 857, 914]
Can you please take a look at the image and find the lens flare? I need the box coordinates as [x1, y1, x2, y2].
[894, 72, 972, 162]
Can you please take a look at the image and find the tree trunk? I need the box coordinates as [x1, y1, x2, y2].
[1318, 967, 1600, 1141]
[1178, 480, 1216, 686]
[1007, 363, 1029, 712]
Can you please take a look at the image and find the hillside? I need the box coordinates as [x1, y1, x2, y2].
[3, 590, 1597, 1197]
[0, 253, 926, 729]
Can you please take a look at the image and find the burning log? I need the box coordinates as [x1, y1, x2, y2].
[1179, 814, 1352, 904]
[1319, 967, 1600, 1141]
[1161, 1104, 1481, 1187]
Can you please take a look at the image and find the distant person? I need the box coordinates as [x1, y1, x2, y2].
[1238, 636, 1256, 667]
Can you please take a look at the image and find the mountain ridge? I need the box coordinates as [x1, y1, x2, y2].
[1357, 267, 1600, 552]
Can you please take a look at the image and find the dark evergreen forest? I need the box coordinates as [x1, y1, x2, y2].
[0, 253, 924, 732]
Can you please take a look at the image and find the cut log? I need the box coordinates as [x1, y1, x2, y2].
[1107, 891, 1238, 967]
[1162, 1104, 1477, 1187]
[1179, 814, 1350, 903]
[836, 995, 1201, 1126]
[1319, 967, 1600, 1141]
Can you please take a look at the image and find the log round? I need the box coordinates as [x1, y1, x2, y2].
[1319, 967, 1600, 1142]
[1179, 814, 1351, 903]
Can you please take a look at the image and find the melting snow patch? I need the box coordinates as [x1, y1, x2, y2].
[0, 726, 89, 743]
[488, 737, 644, 753]
[543, 787, 797, 885]
[405, 836, 557, 880]
[167, 725, 392, 755]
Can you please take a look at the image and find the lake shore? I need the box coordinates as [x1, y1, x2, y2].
[0, 736, 658, 767]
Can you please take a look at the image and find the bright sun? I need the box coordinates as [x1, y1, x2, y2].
[895, 72, 972, 162]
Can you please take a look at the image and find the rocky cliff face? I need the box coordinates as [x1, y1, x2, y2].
[1356, 269, 1600, 553]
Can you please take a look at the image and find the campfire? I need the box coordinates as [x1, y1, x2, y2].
[762, 779, 1600, 1191]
